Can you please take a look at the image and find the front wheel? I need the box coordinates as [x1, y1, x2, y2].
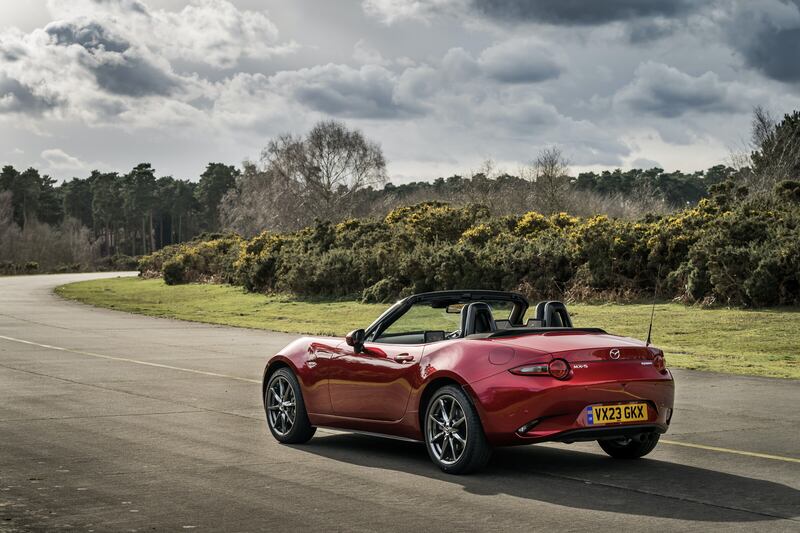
[265, 368, 316, 444]
[424, 385, 491, 474]
[598, 433, 660, 459]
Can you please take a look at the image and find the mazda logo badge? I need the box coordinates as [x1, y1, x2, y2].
[610, 348, 621, 359]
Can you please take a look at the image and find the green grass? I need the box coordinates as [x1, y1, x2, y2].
[56, 277, 800, 379]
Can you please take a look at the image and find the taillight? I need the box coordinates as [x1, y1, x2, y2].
[548, 359, 571, 380]
[653, 354, 666, 373]
[510, 359, 571, 380]
[509, 363, 549, 376]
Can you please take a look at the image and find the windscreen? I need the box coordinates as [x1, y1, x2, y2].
[378, 299, 515, 341]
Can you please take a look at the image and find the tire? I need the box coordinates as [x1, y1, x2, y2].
[264, 368, 316, 444]
[424, 385, 492, 474]
[598, 432, 660, 459]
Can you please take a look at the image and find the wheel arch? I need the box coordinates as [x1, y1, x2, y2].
[416, 372, 479, 433]
[262, 356, 295, 406]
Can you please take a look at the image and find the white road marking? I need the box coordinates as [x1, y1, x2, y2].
[660, 439, 800, 464]
[0, 334, 260, 384]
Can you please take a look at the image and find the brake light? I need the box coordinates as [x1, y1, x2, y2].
[509, 359, 571, 380]
[548, 359, 571, 380]
[653, 354, 666, 373]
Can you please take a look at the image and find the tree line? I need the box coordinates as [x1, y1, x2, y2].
[218, 122, 742, 236]
[2, 109, 798, 273]
[1, 162, 238, 256]
[0, 162, 238, 272]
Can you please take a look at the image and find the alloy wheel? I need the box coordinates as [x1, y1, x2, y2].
[427, 394, 468, 465]
[267, 375, 296, 436]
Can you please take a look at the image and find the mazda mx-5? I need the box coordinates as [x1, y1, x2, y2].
[262, 290, 674, 474]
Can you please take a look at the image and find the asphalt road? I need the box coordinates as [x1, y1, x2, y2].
[1, 273, 799, 532]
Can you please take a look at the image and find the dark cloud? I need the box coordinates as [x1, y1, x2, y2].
[472, 0, 694, 25]
[45, 20, 178, 97]
[45, 20, 129, 53]
[616, 62, 740, 118]
[0, 74, 59, 114]
[90, 58, 178, 97]
[275, 64, 423, 119]
[736, 27, 800, 83]
[715, 0, 800, 83]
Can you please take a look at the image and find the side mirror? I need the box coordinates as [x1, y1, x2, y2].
[345, 328, 366, 353]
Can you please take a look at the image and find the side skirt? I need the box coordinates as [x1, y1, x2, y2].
[315, 426, 423, 443]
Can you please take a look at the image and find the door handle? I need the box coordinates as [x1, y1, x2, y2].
[393, 354, 414, 363]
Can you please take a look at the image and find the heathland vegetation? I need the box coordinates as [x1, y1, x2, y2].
[139, 181, 799, 308]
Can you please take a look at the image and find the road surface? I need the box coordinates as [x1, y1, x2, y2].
[1, 273, 798, 532]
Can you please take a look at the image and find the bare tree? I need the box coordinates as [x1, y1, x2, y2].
[524, 146, 571, 213]
[221, 121, 388, 235]
[267, 121, 387, 220]
[751, 105, 776, 149]
[220, 162, 306, 236]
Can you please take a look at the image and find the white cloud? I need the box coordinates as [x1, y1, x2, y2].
[41, 148, 86, 170]
[0, 0, 293, 130]
[46, 0, 294, 69]
[361, 0, 467, 24]
[352, 39, 388, 66]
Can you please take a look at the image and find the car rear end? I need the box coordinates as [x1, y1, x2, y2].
[465, 331, 674, 446]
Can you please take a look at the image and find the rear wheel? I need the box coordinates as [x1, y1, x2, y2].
[598, 433, 660, 459]
[424, 386, 491, 474]
[265, 368, 316, 444]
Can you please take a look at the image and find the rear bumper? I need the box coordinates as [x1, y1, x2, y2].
[541, 423, 666, 444]
[466, 369, 674, 447]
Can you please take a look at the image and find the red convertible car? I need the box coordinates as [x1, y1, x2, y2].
[262, 290, 674, 474]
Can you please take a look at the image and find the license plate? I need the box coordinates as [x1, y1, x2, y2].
[588, 403, 648, 425]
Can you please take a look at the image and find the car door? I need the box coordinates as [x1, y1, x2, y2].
[327, 341, 423, 421]
[302, 340, 340, 415]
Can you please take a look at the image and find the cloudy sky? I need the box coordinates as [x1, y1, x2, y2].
[1, 0, 800, 183]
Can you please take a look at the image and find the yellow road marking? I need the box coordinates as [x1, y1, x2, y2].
[660, 439, 800, 463]
[0, 334, 260, 384]
[3, 334, 800, 464]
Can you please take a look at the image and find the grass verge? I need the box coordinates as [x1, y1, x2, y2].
[56, 277, 800, 379]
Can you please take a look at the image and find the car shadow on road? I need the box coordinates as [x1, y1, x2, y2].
[295, 433, 799, 523]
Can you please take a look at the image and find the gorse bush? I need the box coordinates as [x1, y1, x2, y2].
[139, 185, 800, 307]
[139, 235, 243, 285]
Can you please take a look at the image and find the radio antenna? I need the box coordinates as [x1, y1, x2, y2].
[645, 266, 662, 346]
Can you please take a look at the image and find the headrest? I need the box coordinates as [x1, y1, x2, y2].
[462, 302, 497, 335]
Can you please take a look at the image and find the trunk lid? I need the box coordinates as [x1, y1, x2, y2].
[492, 330, 657, 362]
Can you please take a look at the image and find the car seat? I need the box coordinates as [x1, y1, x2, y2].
[460, 302, 497, 336]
